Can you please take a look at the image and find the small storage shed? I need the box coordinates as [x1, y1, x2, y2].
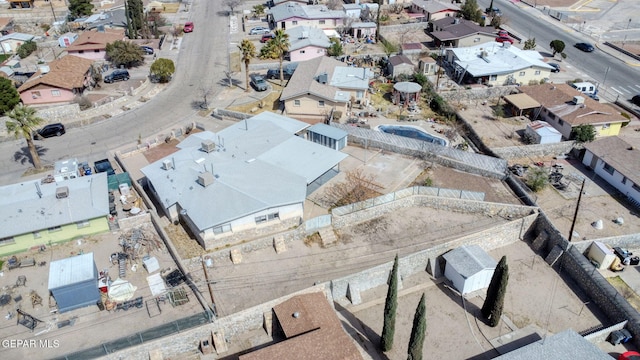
[587, 241, 616, 270]
[443, 245, 497, 295]
[524, 121, 562, 144]
[48, 252, 99, 313]
[387, 55, 415, 79]
[306, 123, 348, 151]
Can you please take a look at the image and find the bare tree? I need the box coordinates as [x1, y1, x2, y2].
[326, 0, 342, 10]
[323, 169, 383, 207]
[199, 85, 213, 109]
[223, 0, 243, 15]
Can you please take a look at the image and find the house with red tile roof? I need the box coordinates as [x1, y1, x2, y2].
[66, 28, 125, 60]
[239, 292, 363, 360]
[17, 55, 95, 106]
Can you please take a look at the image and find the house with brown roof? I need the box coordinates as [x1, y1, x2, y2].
[280, 56, 373, 124]
[582, 136, 640, 207]
[66, 28, 125, 60]
[429, 18, 496, 47]
[239, 292, 363, 360]
[0, 17, 15, 35]
[517, 84, 627, 140]
[17, 55, 95, 106]
[410, 0, 460, 22]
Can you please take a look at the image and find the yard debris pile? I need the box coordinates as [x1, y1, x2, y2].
[118, 226, 163, 261]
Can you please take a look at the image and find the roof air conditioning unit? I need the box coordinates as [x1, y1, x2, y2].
[318, 73, 328, 84]
[573, 96, 585, 105]
[201, 140, 215, 153]
[197, 172, 215, 187]
[56, 186, 69, 199]
[162, 159, 173, 170]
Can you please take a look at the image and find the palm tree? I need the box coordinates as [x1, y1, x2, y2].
[239, 39, 256, 92]
[5, 104, 45, 170]
[259, 29, 289, 85]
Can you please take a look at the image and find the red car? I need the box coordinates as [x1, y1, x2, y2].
[260, 33, 275, 43]
[620, 351, 640, 360]
[183, 22, 194, 33]
[498, 30, 508, 37]
[496, 36, 514, 44]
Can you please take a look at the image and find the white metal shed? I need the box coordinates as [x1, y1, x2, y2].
[443, 245, 497, 295]
[587, 241, 616, 270]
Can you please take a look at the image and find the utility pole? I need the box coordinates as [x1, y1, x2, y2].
[568, 179, 586, 242]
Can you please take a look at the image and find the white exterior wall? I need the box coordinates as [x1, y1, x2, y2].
[279, 18, 342, 31]
[444, 263, 464, 294]
[582, 150, 640, 204]
[462, 268, 493, 294]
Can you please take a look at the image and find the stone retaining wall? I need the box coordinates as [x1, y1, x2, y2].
[493, 141, 575, 161]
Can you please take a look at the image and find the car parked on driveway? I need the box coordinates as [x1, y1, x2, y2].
[183, 22, 194, 33]
[575, 42, 594, 52]
[140, 46, 154, 55]
[267, 67, 295, 80]
[35, 123, 65, 139]
[260, 33, 275, 43]
[249, 26, 270, 35]
[495, 36, 514, 44]
[548, 63, 560, 73]
[104, 69, 130, 83]
[250, 74, 268, 91]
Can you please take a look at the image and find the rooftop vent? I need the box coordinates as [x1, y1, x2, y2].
[197, 172, 215, 188]
[162, 159, 173, 170]
[292, 312, 300, 318]
[573, 96, 585, 105]
[201, 140, 215, 153]
[318, 72, 328, 84]
[300, 31, 309, 39]
[56, 186, 69, 199]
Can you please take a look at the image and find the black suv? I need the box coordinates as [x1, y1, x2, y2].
[632, 94, 640, 106]
[267, 67, 295, 80]
[104, 69, 130, 83]
[35, 123, 65, 139]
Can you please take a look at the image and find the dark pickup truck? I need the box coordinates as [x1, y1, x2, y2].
[94, 159, 115, 175]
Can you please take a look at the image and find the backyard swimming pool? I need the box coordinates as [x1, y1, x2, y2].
[376, 125, 448, 146]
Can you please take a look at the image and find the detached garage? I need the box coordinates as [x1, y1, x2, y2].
[48, 252, 100, 313]
[443, 245, 497, 295]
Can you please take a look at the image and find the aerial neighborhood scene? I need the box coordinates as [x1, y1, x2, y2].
[1, 0, 640, 359]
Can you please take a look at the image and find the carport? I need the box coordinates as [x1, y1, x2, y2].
[503, 93, 541, 117]
[48, 252, 100, 313]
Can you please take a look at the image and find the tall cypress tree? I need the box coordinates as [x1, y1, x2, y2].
[126, 0, 144, 39]
[381, 254, 399, 351]
[407, 293, 427, 360]
[481, 256, 509, 327]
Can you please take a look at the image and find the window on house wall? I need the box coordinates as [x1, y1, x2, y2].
[519, 71, 525, 76]
[319, 20, 325, 24]
[255, 212, 280, 224]
[294, 99, 300, 106]
[292, 20, 298, 25]
[76, 220, 90, 229]
[31, 91, 41, 99]
[474, 37, 480, 42]
[356, 90, 364, 99]
[48, 226, 62, 233]
[94, 49, 99, 53]
[558, 119, 563, 126]
[535, 70, 541, 75]
[213, 223, 231, 235]
[318, 100, 325, 107]
[602, 123, 610, 129]
[78, 50, 84, 53]
[623, 177, 627, 184]
[33, 231, 41, 239]
[603, 162, 615, 175]
[0, 237, 15, 246]
[633, 183, 640, 192]
[51, 90, 60, 97]
[489, 75, 497, 81]
[549, 114, 556, 120]
[300, 50, 305, 54]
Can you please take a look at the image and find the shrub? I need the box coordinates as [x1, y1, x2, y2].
[17, 40, 37, 59]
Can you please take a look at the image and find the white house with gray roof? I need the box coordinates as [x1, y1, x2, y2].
[286, 26, 331, 62]
[0, 173, 110, 256]
[281, 56, 373, 124]
[269, 2, 345, 31]
[446, 41, 554, 86]
[141, 112, 347, 250]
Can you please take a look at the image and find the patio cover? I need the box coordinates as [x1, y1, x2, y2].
[504, 93, 540, 109]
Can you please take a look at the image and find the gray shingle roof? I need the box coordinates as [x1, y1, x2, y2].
[443, 245, 496, 279]
[286, 26, 331, 51]
[308, 123, 348, 140]
[0, 173, 109, 239]
[493, 329, 612, 360]
[141, 113, 347, 231]
[270, 3, 345, 22]
[584, 136, 640, 186]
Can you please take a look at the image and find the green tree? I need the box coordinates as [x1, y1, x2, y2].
[523, 38, 536, 50]
[106, 40, 144, 68]
[381, 255, 399, 351]
[550, 40, 565, 56]
[68, 0, 94, 21]
[572, 124, 596, 143]
[375, 0, 383, 42]
[407, 293, 427, 360]
[259, 29, 290, 85]
[481, 256, 509, 327]
[327, 37, 344, 57]
[126, 0, 145, 39]
[381, 39, 398, 57]
[525, 166, 548, 192]
[490, 16, 501, 28]
[16, 40, 37, 59]
[461, 0, 482, 22]
[0, 77, 20, 115]
[239, 39, 256, 92]
[5, 105, 45, 170]
[150, 58, 175, 83]
[253, 4, 265, 18]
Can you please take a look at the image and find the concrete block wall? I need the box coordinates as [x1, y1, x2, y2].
[492, 141, 575, 161]
[117, 212, 152, 229]
[102, 285, 331, 360]
[203, 217, 303, 253]
[332, 214, 538, 304]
